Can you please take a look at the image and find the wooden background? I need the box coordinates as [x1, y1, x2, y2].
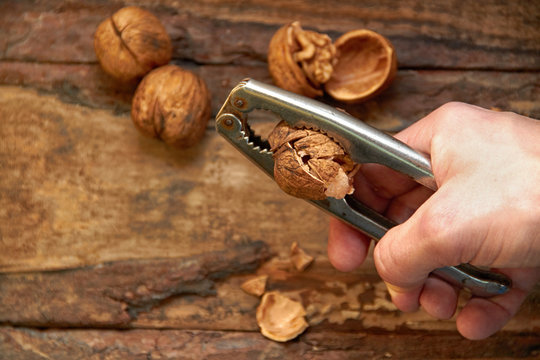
[1, 0, 539, 358]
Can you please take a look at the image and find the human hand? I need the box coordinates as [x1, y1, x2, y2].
[327, 102, 540, 339]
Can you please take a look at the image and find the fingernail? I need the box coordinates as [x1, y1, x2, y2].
[383, 281, 421, 313]
[384, 281, 401, 299]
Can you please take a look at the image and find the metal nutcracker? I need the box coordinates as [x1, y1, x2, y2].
[216, 78, 512, 297]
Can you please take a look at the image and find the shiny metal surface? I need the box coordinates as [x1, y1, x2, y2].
[227, 79, 436, 190]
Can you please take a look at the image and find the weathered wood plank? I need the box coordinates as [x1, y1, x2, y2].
[1, 245, 538, 334]
[1, 81, 538, 273]
[1, 67, 539, 273]
[1, 70, 538, 338]
[0, 85, 320, 273]
[0, 0, 538, 69]
[0, 243, 270, 328]
[0, 63, 538, 122]
[131, 259, 540, 334]
[0, 61, 271, 115]
[0, 327, 539, 359]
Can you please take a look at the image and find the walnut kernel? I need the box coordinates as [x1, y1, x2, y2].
[131, 65, 211, 148]
[268, 21, 336, 98]
[256, 291, 309, 342]
[291, 22, 337, 89]
[268, 121, 357, 200]
[94, 6, 172, 81]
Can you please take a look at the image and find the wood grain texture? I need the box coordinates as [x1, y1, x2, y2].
[0, 0, 539, 357]
[1, 81, 538, 272]
[0, 86, 324, 272]
[1, 0, 538, 69]
[0, 327, 539, 360]
[0, 242, 270, 327]
[1, 64, 538, 123]
[0, 0, 538, 120]
[1, 246, 538, 332]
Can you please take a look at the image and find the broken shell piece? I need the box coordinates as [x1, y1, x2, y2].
[268, 121, 358, 200]
[240, 275, 268, 297]
[290, 242, 314, 271]
[256, 291, 309, 342]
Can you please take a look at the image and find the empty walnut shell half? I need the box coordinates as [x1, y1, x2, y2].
[131, 65, 211, 148]
[268, 22, 396, 103]
[94, 6, 172, 82]
[325, 29, 397, 103]
[268, 121, 357, 200]
[256, 291, 309, 342]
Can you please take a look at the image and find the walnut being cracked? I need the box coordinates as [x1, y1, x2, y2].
[268, 121, 358, 200]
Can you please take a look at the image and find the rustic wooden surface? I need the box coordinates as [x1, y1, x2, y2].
[1, 0, 539, 358]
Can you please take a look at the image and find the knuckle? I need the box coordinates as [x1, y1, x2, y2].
[434, 102, 472, 128]
[438, 101, 477, 115]
[438, 101, 467, 114]
[417, 205, 450, 244]
[416, 203, 464, 264]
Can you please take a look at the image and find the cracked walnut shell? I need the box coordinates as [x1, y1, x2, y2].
[268, 121, 357, 200]
[268, 21, 336, 98]
[268, 22, 397, 103]
[131, 65, 211, 148]
[256, 291, 309, 342]
[94, 6, 172, 82]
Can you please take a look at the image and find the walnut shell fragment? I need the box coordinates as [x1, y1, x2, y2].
[256, 291, 309, 342]
[268, 22, 396, 103]
[290, 242, 314, 271]
[94, 6, 172, 82]
[268, 121, 358, 200]
[131, 65, 211, 148]
[241, 275, 268, 297]
[325, 29, 397, 103]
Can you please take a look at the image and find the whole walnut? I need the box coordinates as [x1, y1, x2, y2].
[268, 121, 358, 200]
[131, 65, 211, 148]
[94, 6, 172, 82]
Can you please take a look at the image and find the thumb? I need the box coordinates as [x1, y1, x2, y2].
[373, 192, 463, 312]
